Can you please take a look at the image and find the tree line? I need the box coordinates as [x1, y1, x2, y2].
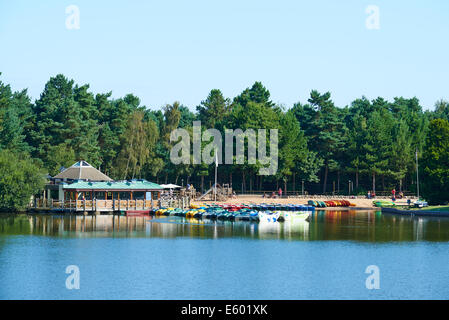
[1, 73, 448, 209]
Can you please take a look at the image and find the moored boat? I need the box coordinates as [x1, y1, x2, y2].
[258, 211, 280, 223]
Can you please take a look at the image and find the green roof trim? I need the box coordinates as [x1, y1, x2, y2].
[63, 179, 163, 190]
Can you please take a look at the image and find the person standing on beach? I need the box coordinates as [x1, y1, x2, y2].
[278, 188, 282, 198]
[392, 188, 396, 201]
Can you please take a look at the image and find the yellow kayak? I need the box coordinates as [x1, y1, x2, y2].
[186, 210, 197, 217]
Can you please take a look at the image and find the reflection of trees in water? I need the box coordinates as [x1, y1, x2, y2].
[0, 214, 32, 234]
[308, 210, 449, 242]
[25, 215, 147, 236]
[1, 212, 449, 241]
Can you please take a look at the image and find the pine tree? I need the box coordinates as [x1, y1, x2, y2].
[421, 119, 449, 204]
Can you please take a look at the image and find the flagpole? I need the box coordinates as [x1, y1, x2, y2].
[214, 149, 218, 202]
[416, 148, 419, 200]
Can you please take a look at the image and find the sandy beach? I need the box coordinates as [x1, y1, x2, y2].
[190, 195, 400, 208]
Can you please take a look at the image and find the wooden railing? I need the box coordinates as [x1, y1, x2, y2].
[30, 197, 191, 211]
[159, 197, 190, 209]
[32, 199, 160, 211]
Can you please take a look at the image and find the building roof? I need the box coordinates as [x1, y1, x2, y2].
[160, 184, 182, 189]
[63, 179, 163, 191]
[53, 161, 112, 181]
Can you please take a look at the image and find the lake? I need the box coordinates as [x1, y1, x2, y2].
[1, 210, 449, 300]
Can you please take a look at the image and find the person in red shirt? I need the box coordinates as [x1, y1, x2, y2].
[278, 188, 282, 198]
[392, 188, 396, 201]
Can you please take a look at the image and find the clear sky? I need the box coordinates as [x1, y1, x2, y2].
[0, 0, 448, 111]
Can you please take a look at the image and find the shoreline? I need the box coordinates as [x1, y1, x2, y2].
[191, 195, 390, 208]
[1, 197, 413, 215]
[3, 206, 377, 215]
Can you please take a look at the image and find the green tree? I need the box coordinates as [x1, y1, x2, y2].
[0, 103, 29, 152]
[30, 75, 101, 171]
[197, 89, 230, 128]
[433, 99, 449, 121]
[278, 111, 316, 193]
[114, 110, 159, 179]
[226, 100, 280, 191]
[233, 82, 274, 108]
[421, 119, 449, 204]
[361, 110, 394, 193]
[178, 105, 196, 128]
[45, 143, 76, 176]
[0, 76, 32, 153]
[389, 120, 413, 191]
[306, 90, 347, 193]
[0, 150, 46, 211]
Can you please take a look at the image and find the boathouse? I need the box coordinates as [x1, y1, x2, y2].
[63, 179, 162, 203]
[61, 179, 164, 212]
[34, 161, 165, 213]
[43, 160, 113, 202]
[53, 160, 112, 183]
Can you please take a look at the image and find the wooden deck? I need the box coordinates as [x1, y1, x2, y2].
[29, 197, 191, 214]
[31, 199, 158, 212]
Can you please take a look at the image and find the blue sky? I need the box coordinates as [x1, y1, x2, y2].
[0, 0, 448, 110]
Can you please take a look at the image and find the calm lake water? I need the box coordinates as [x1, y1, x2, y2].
[1, 210, 449, 300]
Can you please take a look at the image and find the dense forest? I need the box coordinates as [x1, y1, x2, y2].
[1, 73, 448, 209]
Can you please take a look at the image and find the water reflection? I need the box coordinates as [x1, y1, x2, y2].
[1, 210, 449, 242]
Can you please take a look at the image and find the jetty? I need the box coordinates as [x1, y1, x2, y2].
[381, 207, 449, 217]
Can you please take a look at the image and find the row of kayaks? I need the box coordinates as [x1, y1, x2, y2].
[308, 200, 355, 208]
[154, 206, 311, 222]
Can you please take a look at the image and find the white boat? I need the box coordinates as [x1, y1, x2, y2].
[258, 211, 280, 223]
[281, 211, 310, 221]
